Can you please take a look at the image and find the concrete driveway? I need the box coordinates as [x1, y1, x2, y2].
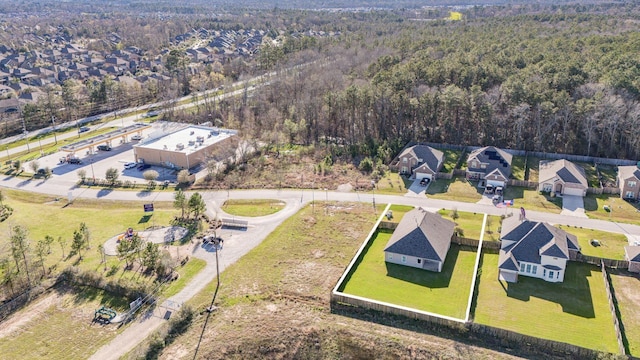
[560, 195, 587, 218]
[406, 178, 428, 197]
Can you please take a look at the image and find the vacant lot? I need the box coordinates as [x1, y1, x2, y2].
[0, 287, 129, 360]
[474, 253, 618, 353]
[609, 270, 640, 356]
[427, 178, 482, 203]
[438, 209, 485, 240]
[221, 199, 286, 217]
[144, 204, 519, 360]
[341, 230, 476, 319]
[377, 172, 410, 194]
[584, 195, 640, 225]
[556, 225, 628, 260]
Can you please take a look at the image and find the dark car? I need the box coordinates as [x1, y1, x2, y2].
[68, 158, 82, 164]
[137, 163, 151, 171]
[78, 126, 90, 133]
[97, 145, 112, 151]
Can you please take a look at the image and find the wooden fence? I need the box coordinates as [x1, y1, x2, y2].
[588, 187, 621, 195]
[574, 253, 629, 269]
[437, 172, 453, 179]
[507, 179, 538, 188]
[600, 261, 627, 356]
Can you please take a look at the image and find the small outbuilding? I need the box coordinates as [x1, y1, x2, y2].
[384, 208, 455, 272]
[625, 246, 640, 273]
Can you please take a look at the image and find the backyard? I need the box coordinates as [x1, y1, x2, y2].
[609, 270, 640, 357]
[340, 230, 476, 319]
[439, 149, 463, 173]
[474, 252, 619, 353]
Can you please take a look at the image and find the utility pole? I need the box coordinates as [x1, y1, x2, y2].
[51, 116, 57, 144]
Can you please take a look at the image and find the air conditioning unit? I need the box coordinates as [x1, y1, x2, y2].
[188, 140, 195, 146]
[176, 143, 184, 150]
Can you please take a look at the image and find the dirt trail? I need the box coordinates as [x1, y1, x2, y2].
[0, 292, 61, 338]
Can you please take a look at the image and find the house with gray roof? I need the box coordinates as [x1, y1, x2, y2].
[538, 159, 588, 197]
[617, 164, 640, 200]
[498, 217, 580, 283]
[625, 246, 640, 273]
[466, 146, 512, 187]
[384, 208, 455, 272]
[396, 144, 444, 181]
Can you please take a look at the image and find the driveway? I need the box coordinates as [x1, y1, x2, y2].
[560, 195, 587, 218]
[406, 179, 428, 197]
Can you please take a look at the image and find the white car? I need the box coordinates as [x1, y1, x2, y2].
[124, 162, 137, 169]
[131, 134, 142, 141]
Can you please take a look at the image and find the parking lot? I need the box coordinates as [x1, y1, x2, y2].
[27, 126, 178, 184]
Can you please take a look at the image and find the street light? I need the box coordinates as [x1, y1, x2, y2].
[23, 130, 30, 153]
[371, 180, 376, 210]
[90, 159, 95, 182]
[51, 116, 57, 144]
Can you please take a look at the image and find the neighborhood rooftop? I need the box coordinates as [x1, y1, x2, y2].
[135, 125, 237, 155]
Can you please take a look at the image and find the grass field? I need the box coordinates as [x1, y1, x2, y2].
[427, 177, 482, 203]
[576, 162, 600, 188]
[0, 287, 129, 360]
[502, 187, 562, 213]
[511, 156, 526, 180]
[376, 172, 410, 194]
[163, 258, 207, 297]
[526, 156, 541, 182]
[556, 225, 629, 260]
[474, 253, 618, 353]
[609, 270, 640, 356]
[597, 164, 618, 188]
[437, 209, 486, 240]
[221, 199, 286, 217]
[440, 149, 462, 173]
[584, 194, 640, 225]
[341, 230, 476, 319]
[385, 204, 415, 223]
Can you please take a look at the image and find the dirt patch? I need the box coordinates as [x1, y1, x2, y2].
[0, 292, 61, 338]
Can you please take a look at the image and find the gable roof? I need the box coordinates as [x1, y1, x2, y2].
[384, 208, 455, 262]
[467, 146, 512, 176]
[618, 165, 640, 182]
[539, 159, 588, 188]
[499, 217, 578, 270]
[625, 246, 640, 262]
[398, 145, 444, 173]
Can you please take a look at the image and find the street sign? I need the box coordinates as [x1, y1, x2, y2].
[144, 203, 154, 212]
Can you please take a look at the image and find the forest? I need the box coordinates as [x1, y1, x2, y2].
[3, 2, 640, 161]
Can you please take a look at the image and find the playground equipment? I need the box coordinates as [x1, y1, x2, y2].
[117, 227, 137, 243]
[94, 306, 117, 323]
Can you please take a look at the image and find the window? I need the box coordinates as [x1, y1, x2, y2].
[526, 264, 531, 273]
[548, 271, 554, 279]
[543, 269, 546, 277]
[402, 157, 408, 163]
[387, 254, 393, 260]
[520, 263, 525, 272]
[543, 184, 552, 192]
[626, 191, 635, 199]
[401, 166, 408, 174]
[401, 256, 406, 264]
[480, 163, 487, 169]
[532, 266, 537, 275]
[417, 259, 421, 264]
[471, 160, 477, 168]
[629, 181, 637, 187]
[557, 271, 560, 279]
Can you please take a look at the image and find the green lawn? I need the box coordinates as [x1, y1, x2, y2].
[584, 195, 640, 225]
[0, 288, 129, 360]
[376, 172, 410, 194]
[474, 253, 618, 353]
[511, 156, 526, 180]
[440, 149, 463, 173]
[163, 258, 208, 297]
[221, 199, 286, 217]
[597, 164, 618, 188]
[385, 204, 415, 223]
[526, 156, 541, 182]
[576, 162, 600, 188]
[556, 225, 628, 260]
[427, 177, 482, 203]
[341, 230, 476, 319]
[609, 270, 640, 356]
[502, 187, 562, 213]
[437, 209, 485, 240]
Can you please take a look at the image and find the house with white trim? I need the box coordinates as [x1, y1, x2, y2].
[466, 146, 512, 187]
[617, 165, 640, 200]
[384, 208, 455, 272]
[538, 159, 588, 197]
[498, 217, 580, 283]
[396, 145, 444, 181]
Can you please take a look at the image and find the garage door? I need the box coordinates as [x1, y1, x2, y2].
[415, 172, 432, 180]
[564, 187, 585, 196]
[486, 180, 504, 188]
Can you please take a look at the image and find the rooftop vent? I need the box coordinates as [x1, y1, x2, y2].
[176, 143, 184, 150]
[188, 140, 195, 146]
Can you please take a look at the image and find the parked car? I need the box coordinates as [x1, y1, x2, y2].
[68, 158, 82, 164]
[419, 178, 430, 186]
[124, 162, 137, 169]
[78, 126, 90, 133]
[131, 134, 142, 141]
[492, 195, 502, 204]
[137, 163, 151, 171]
[97, 145, 112, 151]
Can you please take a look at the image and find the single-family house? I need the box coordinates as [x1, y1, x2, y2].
[538, 159, 588, 196]
[466, 146, 512, 187]
[617, 164, 640, 200]
[498, 217, 580, 283]
[384, 208, 455, 272]
[625, 246, 640, 273]
[396, 145, 444, 181]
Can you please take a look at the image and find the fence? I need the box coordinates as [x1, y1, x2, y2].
[452, 235, 500, 251]
[574, 253, 629, 269]
[600, 261, 627, 355]
[507, 179, 538, 188]
[437, 172, 453, 179]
